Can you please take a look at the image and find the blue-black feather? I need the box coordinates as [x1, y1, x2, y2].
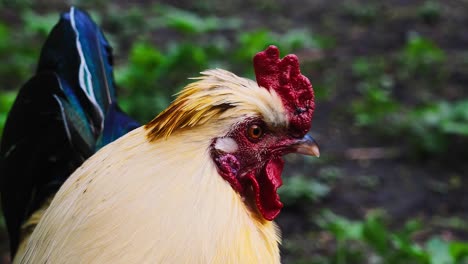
[0, 7, 139, 256]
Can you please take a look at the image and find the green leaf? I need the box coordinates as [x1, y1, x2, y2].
[281, 29, 321, 51]
[425, 237, 454, 264]
[0, 91, 17, 136]
[279, 175, 331, 205]
[236, 30, 275, 63]
[154, 5, 241, 34]
[21, 11, 58, 37]
[316, 210, 363, 241]
[449, 242, 468, 261]
[0, 22, 11, 51]
[441, 121, 468, 135]
[400, 33, 446, 77]
[362, 214, 389, 256]
[0, 91, 17, 112]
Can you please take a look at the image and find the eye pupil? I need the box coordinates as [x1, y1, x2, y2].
[248, 124, 263, 140]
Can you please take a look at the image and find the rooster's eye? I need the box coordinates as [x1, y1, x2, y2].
[247, 124, 263, 140]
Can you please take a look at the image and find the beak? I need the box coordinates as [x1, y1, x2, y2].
[292, 134, 320, 157]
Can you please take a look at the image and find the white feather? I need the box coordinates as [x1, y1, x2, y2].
[15, 126, 280, 264]
[214, 137, 238, 153]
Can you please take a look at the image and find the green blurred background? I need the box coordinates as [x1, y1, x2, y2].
[1, 0, 468, 263]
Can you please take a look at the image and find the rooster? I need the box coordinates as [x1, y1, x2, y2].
[1, 7, 319, 264]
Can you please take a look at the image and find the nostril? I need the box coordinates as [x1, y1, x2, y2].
[295, 107, 306, 115]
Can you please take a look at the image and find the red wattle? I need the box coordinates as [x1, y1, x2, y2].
[247, 158, 284, 221]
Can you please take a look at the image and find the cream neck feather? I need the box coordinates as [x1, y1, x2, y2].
[16, 126, 280, 264]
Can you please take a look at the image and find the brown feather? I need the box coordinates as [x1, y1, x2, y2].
[145, 69, 287, 141]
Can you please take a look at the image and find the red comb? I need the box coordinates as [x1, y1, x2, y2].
[253, 45, 315, 136]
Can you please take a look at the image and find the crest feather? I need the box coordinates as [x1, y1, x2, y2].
[145, 69, 287, 141]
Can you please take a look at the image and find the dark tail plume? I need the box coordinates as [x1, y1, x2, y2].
[0, 7, 139, 255]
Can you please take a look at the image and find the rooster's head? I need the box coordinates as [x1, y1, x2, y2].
[146, 45, 319, 221]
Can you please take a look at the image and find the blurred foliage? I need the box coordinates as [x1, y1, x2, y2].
[116, 41, 211, 121]
[404, 100, 468, 153]
[418, 1, 442, 24]
[113, 5, 324, 122]
[0, 91, 16, 136]
[313, 211, 468, 264]
[0, 22, 38, 90]
[349, 33, 462, 154]
[279, 174, 331, 205]
[351, 56, 398, 128]
[21, 10, 58, 37]
[342, 2, 379, 24]
[399, 33, 446, 80]
[153, 4, 242, 34]
[236, 29, 323, 66]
